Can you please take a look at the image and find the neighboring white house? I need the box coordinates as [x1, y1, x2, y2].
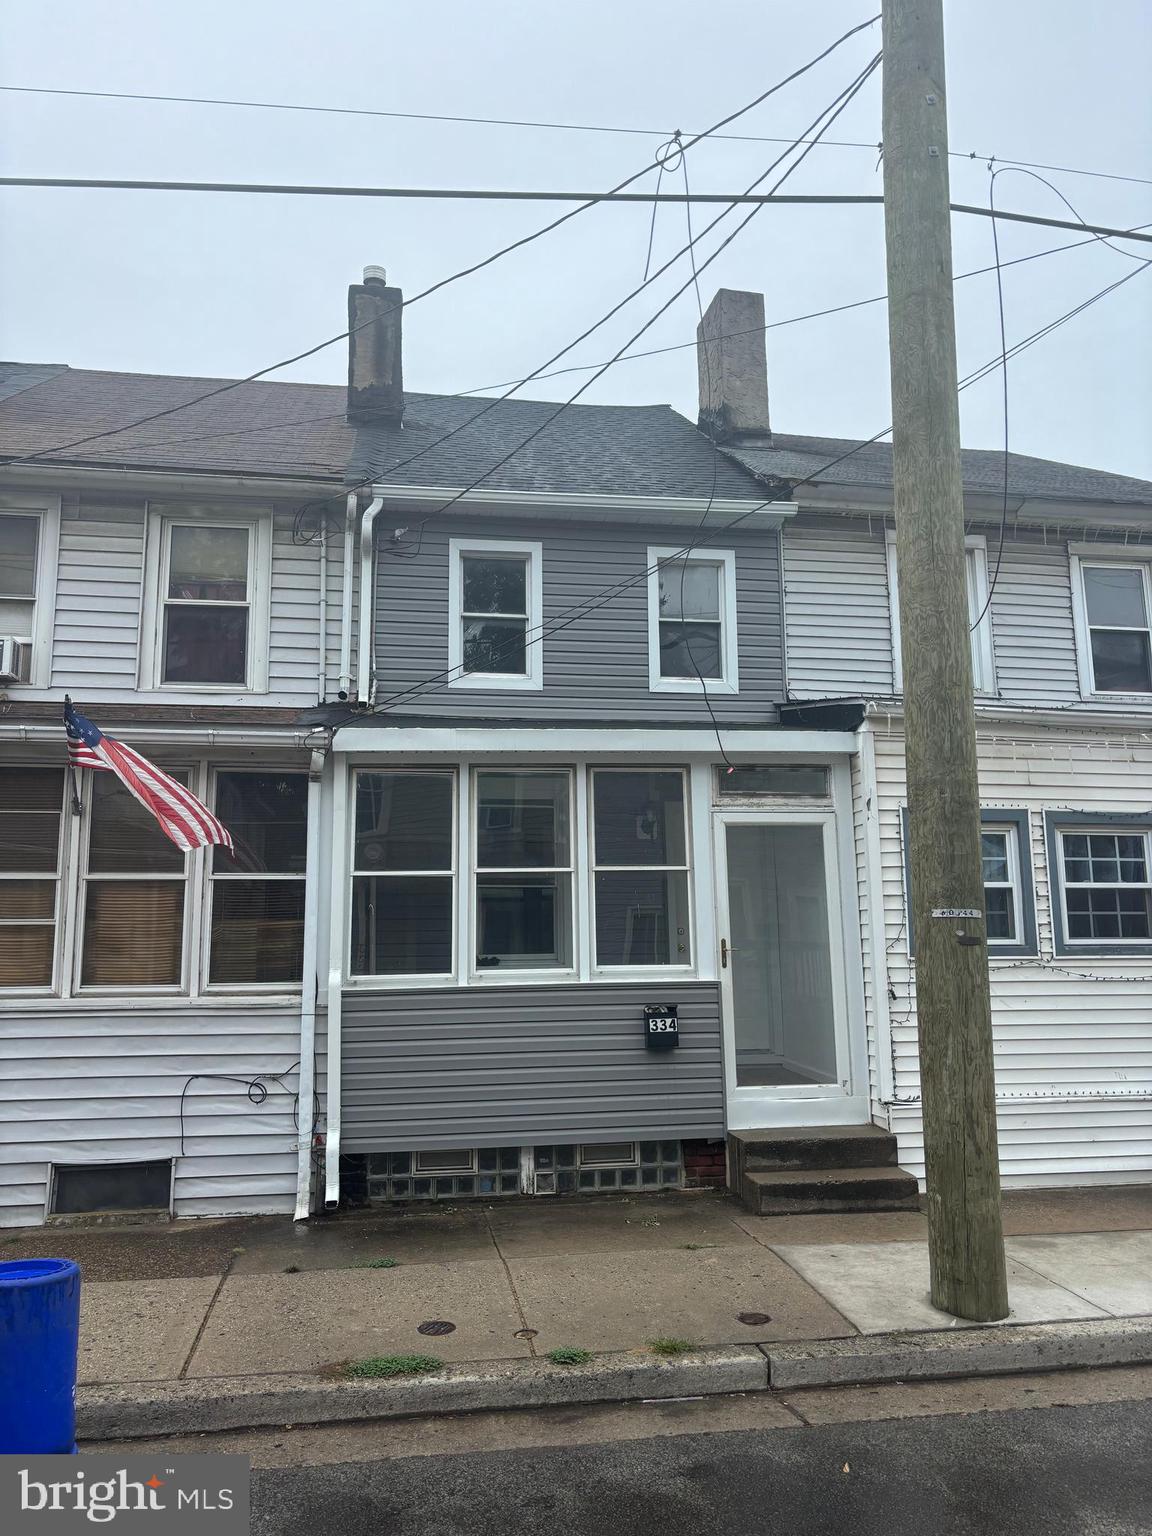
[709, 287, 1152, 1189]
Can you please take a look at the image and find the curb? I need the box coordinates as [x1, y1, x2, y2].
[766, 1315, 1152, 1389]
[76, 1317, 1152, 1441]
[77, 1348, 768, 1441]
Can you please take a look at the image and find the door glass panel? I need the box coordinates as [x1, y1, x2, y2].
[726, 824, 837, 1087]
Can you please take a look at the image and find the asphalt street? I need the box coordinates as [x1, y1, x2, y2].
[249, 1397, 1152, 1536]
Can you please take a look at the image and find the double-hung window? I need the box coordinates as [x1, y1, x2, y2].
[474, 770, 573, 972]
[448, 538, 542, 690]
[0, 766, 65, 988]
[0, 500, 56, 686]
[901, 807, 1036, 955]
[210, 772, 308, 985]
[647, 548, 738, 692]
[887, 531, 996, 693]
[142, 509, 271, 691]
[1070, 552, 1152, 696]
[351, 771, 456, 976]
[591, 769, 692, 967]
[1048, 816, 1152, 953]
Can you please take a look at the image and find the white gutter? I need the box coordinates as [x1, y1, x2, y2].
[356, 494, 385, 704]
[0, 723, 313, 748]
[293, 741, 328, 1221]
[323, 760, 349, 1209]
[338, 491, 358, 699]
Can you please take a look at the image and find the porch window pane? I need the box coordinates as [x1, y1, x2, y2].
[209, 880, 305, 985]
[593, 771, 686, 867]
[351, 875, 453, 975]
[213, 772, 308, 874]
[476, 771, 569, 868]
[0, 767, 64, 987]
[594, 871, 689, 966]
[355, 772, 453, 871]
[477, 873, 572, 969]
[87, 770, 187, 874]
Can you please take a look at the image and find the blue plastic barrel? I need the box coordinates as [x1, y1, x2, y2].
[0, 1258, 82, 1453]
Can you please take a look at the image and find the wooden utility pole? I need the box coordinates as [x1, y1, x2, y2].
[881, 0, 1009, 1321]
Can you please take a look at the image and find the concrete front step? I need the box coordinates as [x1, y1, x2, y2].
[731, 1124, 900, 1174]
[742, 1165, 922, 1216]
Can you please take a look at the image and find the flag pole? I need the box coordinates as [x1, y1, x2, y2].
[63, 694, 82, 815]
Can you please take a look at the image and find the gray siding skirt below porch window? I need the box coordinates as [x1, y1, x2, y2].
[340, 982, 724, 1152]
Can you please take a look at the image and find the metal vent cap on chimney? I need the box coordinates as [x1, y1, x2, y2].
[363, 265, 388, 285]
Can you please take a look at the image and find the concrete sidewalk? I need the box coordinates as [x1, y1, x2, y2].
[5, 1187, 1151, 1430]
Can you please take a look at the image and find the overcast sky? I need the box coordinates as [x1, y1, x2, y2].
[1, 1, 1149, 478]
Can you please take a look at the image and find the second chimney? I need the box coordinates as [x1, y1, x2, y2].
[347, 266, 404, 427]
[696, 288, 770, 443]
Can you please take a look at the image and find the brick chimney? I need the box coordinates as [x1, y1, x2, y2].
[696, 288, 771, 444]
[347, 265, 404, 426]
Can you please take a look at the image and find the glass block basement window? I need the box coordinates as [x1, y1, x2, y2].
[367, 1146, 520, 1201]
[534, 1141, 682, 1194]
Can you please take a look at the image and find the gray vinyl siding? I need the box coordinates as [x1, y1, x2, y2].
[0, 1005, 304, 1227]
[373, 517, 783, 721]
[783, 511, 1152, 712]
[23, 489, 342, 707]
[341, 982, 724, 1150]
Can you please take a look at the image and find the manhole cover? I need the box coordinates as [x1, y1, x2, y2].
[737, 1311, 772, 1326]
[514, 1328, 538, 1340]
[417, 1320, 456, 1336]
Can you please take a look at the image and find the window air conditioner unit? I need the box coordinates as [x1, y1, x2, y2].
[0, 637, 26, 683]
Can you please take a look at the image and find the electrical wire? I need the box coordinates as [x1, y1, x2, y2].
[0, 15, 881, 468]
[178, 1060, 300, 1155]
[37, 220, 1150, 470]
[3, 80, 1148, 187]
[375, 53, 882, 569]
[968, 166, 1152, 633]
[369, 257, 1152, 717]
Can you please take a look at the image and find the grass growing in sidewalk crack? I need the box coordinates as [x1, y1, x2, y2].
[546, 1347, 594, 1366]
[345, 1354, 443, 1379]
[356, 1257, 399, 1269]
[647, 1337, 696, 1357]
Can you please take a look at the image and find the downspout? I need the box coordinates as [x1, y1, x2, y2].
[859, 713, 896, 1111]
[293, 737, 329, 1222]
[323, 759, 349, 1208]
[316, 521, 327, 701]
[338, 491, 358, 699]
[356, 495, 385, 705]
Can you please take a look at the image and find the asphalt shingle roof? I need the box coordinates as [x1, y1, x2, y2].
[0, 363, 352, 480]
[347, 394, 766, 500]
[723, 433, 1152, 507]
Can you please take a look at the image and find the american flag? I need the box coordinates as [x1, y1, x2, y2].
[64, 700, 234, 855]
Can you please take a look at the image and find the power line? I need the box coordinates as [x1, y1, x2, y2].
[6, 175, 1150, 247]
[0, 15, 882, 468]
[370, 258, 1152, 716]
[26, 219, 1150, 464]
[3, 80, 1148, 188]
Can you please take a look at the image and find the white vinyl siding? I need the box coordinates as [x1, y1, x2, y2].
[865, 720, 1152, 1187]
[13, 493, 340, 706]
[783, 513, 1152, 714]
[0, 1007, 303, 1227]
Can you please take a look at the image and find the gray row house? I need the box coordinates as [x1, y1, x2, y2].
[1, 271, 1149, 1228]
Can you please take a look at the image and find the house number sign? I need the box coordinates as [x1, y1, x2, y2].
[644, 1004, 680, 1048]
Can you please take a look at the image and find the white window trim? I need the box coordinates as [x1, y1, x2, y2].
[469, 767, 577, 981]
[447, 537, 543, 691]
[1057, 825, 1152, 949]
[886, 531, 996, 695]
[139, 505, 272, 693]
[0, 494, 61, 689]
[646, 546, 739, 694]
[980, 822, 1023, 948]
[1068, 545, 1152, 701]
